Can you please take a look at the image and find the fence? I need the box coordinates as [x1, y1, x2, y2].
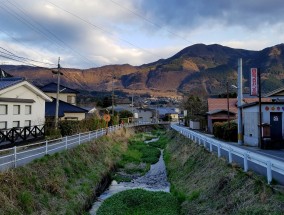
[0, 124, 45, 144]
[0, 121, 167, 171]
[171, 124, 284, 185]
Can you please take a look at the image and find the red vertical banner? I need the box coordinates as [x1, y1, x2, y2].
[250, 68, 258, 96]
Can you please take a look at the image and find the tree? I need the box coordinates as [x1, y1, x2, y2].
[182, 95, 207, 121]
[119, 110, 133, 119]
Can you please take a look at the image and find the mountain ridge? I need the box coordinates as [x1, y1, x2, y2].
[2, 43, 284, 97]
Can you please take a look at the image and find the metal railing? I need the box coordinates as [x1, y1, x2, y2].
[171, 124, 284, 185]
[0, 121, 168, 171]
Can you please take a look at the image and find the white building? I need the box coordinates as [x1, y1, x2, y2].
[0, 77, 52, 129]
[242, 102, 284, 148]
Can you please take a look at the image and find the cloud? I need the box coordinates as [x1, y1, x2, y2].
[1, 0, 284, 69]
[137, 0, 284, 31]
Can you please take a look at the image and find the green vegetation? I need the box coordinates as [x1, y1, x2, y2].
[97, 189, 180, 215]
[113, 131, 162, 182]
[0, 128, 133, 215]
[213, 121, 238, 142]
[165, 131, 284, 214]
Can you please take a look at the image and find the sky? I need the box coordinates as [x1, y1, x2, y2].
[0, 0, 284, 69]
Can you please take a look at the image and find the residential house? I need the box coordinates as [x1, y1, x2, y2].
[40, 83, 87, 121]
[207, 98, 271, 134]
[111, 104, 155, 122]
[0, 71, 52, 130]
[40, 83, 78, 105]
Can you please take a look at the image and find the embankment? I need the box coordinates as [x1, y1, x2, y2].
[0, 128, 133, 215]
[165, 131, 284, 214]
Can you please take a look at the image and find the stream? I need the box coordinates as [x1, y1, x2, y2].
[89, 138, 170, 214]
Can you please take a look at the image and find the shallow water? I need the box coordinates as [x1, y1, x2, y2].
[89, 150, 170, 214]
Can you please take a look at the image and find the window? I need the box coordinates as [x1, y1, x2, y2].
[0, 104, 7, 115]
[0, 121, 7, 129]
[12, 121, 20, 128]
[25, 105, 32, 115]
[13, 105, 20, 115]
[67, 95, 75, 104]
[24, 120, 31, 127]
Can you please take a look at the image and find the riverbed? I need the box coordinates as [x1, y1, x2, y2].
[89, 149, 170, 214]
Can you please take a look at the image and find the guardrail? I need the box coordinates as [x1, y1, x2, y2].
[171, 124, 284, 184]
[0, 121, 169, 171]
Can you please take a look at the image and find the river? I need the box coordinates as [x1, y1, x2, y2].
[89, 138, 170, 214]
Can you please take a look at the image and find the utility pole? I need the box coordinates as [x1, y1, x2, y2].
[237, 58, 243, 145]
[227, 81, 230, 128]
[258, 68, 263, 149]
[52, 57, 62, 130]
[111, 71, 115, 116]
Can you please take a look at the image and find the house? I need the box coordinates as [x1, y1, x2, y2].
[40, 83, 78, 105]
[45, 99, 87, 121]
[207, 98, 238, 133]
[40, 83, 87, 121]
[111, 104, 155, 122]
[242, 101, 284, 149]
[207, 98, 271, 134]
[0, 71, 52, 130]
[157, 107, 180, 121]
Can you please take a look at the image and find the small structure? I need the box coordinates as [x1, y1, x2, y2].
[206, 109, 236, 133]
[242, 102, 284, 148]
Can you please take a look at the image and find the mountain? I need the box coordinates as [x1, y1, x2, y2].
[2, 43, 284, 98]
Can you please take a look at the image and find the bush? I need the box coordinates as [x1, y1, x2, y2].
[213, 122, 224, 139]
[213, 121, 237, 142]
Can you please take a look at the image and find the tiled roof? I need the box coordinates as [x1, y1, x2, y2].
[40, 83, 79, 94]
[45, 99, 88, 117]
[207, 98, 272, 114]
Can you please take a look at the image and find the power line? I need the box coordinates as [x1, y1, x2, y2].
[0, 47, 55, 66]
[1, 0, 96, 67]
[0, 28, 56, 67]
[45, 0, 161, 59]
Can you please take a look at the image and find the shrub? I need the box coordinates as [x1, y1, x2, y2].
[213, 121, 238, 142]
[213, 122, 224, 138]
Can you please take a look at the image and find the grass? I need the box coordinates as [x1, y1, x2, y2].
[97, 189, 180, 215]
[165, 131, 284, 215]
[0, 128, 133, 215]
[115, 133, 161, 179]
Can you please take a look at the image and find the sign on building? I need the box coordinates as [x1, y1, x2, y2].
[250, 68, 258, 96]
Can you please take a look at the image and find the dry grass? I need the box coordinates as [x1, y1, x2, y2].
[165, 131, 284, 215]
[0, 128, 132, 215]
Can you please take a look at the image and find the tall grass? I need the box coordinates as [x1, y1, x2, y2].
[165, 131, 284, 214]
[0, 129, 133, 214]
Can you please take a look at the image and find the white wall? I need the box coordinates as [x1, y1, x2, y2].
[46, 92, 76, 105]
[243, 104, 284, 146]
[61, 112, 86, 121]
[0, 85, 46, 129]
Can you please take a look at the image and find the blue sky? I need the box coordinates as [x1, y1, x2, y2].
[0, 0, 284, 69]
